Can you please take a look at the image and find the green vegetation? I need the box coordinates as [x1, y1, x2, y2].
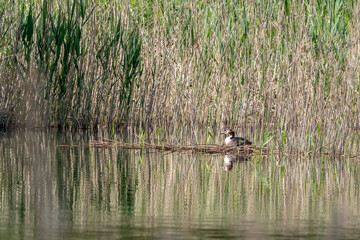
[0, 0, 359, 153]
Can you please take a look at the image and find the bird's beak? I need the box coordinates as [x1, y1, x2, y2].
[221, 131, 227, 135]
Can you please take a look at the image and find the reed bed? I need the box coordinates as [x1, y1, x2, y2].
[1, 0, 360, 154]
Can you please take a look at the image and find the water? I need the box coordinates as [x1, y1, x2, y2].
[1, 130, 360, 239]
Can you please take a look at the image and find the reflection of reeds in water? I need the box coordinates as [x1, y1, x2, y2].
[1, 131, 360, 237]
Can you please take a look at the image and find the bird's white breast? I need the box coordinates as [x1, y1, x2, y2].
[225, 136, 238, 146]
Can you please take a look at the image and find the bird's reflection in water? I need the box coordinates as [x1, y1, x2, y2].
[224, 154, 249, 171]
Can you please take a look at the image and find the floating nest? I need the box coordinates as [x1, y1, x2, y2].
[88, 139, 254, 155]
[58, 140, 360, 159]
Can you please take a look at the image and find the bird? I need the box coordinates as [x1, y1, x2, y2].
[221, 129, 252, 146]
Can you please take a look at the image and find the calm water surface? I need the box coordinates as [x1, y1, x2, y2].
[1, 130, 360, 239]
